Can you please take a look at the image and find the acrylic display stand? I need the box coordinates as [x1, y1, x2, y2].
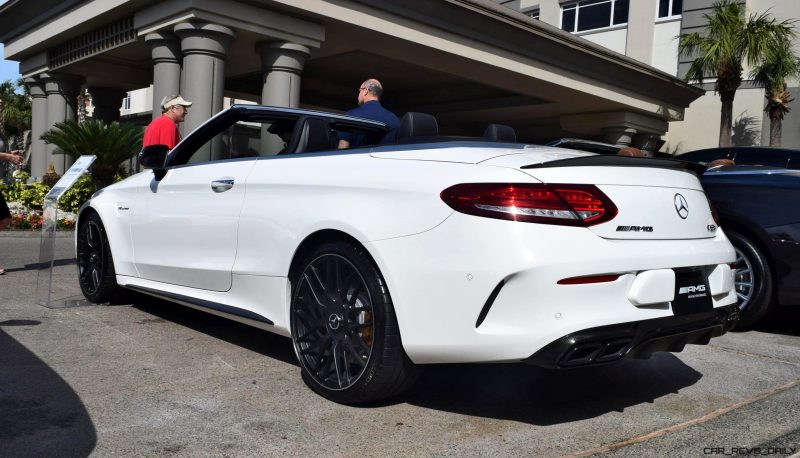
[36, 155, 96, 308]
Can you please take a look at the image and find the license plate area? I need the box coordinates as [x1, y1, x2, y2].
[672, 269, 712, 316]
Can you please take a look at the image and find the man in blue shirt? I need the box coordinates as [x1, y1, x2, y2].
[338, 78, 400, 149]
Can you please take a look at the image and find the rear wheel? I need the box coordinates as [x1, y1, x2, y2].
[727, 230, 773, 328]
[77, 212, 124, 303]
[290, 241, 418, 404]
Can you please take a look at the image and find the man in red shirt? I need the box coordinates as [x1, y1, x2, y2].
[143, 95, 192, 149]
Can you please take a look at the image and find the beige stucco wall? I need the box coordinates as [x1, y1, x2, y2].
[121, 87, 152, 116]
[578, 27, 628, 55]
[652, 19, 680, 75]
[664, 87, 765, 154]
[747, 0, 800, 86]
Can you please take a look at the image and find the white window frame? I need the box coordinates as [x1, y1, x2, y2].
[657, 0, 682, 19]
[560, 0, 628, 34]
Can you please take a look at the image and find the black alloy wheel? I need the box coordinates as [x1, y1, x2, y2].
[290, 241, 418, 404]
[727, 230, 774, 328]
[76, 212, 123, 303]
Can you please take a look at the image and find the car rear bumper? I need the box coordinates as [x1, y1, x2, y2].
[368, 212, 737, 364]
[525, 304, 739, 369]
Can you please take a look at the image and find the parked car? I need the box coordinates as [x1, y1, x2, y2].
[546, 138, 623, 155]
[547, 138, 673, 158]
[679, 146, 800, 169]
[701, 166, 800, 327]
[76, 105, 738, 404]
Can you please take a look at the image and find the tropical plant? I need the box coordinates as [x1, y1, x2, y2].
[750, 37, 800, 146]
[678, 0, 796, 147]
[0, 78, 32, 150]
[41, 120, 143, 189]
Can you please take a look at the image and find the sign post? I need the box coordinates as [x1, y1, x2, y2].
[36, 155, 96, 308]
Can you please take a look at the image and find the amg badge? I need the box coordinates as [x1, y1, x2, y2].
[616, 225, 654, 232]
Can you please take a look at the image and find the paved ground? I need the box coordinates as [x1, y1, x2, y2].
[1, 231, 799, 457]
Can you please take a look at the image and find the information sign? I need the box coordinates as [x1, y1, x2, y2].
[36, 155, 96, 308]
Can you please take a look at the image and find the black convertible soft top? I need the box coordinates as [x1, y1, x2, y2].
[521, 155, 707, 177]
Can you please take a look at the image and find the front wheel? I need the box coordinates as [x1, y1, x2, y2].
[76, 212, 125, 303]
[290, 241, 418, 404]
[727, 230, 773, 328]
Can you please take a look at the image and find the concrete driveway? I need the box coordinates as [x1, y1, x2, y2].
[1, 232, 798, 457]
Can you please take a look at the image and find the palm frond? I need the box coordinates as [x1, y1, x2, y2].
[41, 120, 144, 170]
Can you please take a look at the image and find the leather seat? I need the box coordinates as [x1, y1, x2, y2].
[483, 124, 517, 142]
[285, 117, 335, 154]
[397, 112, 439, 139]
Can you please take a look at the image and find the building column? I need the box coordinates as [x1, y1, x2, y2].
[145, 32, 182, 120]
[174, 22, 234, 156]
[602, 126, 638, 147]
[88, 87, 127, 124]
[256, 41, 310, 154]
[256, 41, 310, 108]
[24, 76, 48, 180]
[632, 133, 661, 157]
[40, 72, 82, 174]
[625, 0, 657, 64]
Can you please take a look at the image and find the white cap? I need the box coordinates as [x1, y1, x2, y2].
[161, 95, 192, 110]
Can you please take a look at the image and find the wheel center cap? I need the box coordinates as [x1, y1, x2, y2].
[328, 313, 343, 330]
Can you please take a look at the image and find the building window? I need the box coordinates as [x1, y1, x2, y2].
[561, 0, 629, 33]
[658, 0, 682, 18]
[527, 8, 540, 20]
[123, 93, 131, 110]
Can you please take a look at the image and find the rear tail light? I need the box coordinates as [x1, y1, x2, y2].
[440, 183, 618, 227]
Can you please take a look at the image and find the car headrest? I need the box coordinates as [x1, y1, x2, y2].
[289, 117, 334, 154]
[397, 112, 438, 139]
[483, 124, 516, 142]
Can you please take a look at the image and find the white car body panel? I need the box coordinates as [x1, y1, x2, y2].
[130, 160, 256, 291]
[79, 120, 737, 367]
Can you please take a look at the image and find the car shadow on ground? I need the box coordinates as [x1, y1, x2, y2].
[400, 353, 702, 425]
[749, 307, 800, 337]
[132, 296, 298, 366]
[130, 296, 704, 424]
[0, 323, 97, 457]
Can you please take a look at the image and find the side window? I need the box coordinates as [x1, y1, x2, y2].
[733, 151, 789, 168]
[680, 150, 721, 165]
[188, 119, 297, 164]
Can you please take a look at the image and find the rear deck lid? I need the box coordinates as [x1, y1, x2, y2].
[481, 153, 717, 240]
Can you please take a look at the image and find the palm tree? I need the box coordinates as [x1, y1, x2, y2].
[678, 0, 796, 147]
[0, 79, 32, 150]
[751, 38, 800, 146]
[41, 120, 143, 189]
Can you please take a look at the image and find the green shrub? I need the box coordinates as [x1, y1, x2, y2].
[58, 175, 95, 213]
[1, 179, 49, 210]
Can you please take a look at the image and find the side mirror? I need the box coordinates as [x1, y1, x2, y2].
[139, 145, 169, 181]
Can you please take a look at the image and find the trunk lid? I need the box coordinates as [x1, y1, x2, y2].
[480, 151, 716, 240]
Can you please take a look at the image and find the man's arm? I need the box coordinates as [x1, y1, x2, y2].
[337, 139, 350, 149]
[0, 151, 22, 164]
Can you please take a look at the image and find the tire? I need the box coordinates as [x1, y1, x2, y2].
[76, 212, 125, 304]
[290, 241, 419, 404]
[727, 229, 774, 328]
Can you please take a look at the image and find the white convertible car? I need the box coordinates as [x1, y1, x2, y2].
[76, 105, 738, 404]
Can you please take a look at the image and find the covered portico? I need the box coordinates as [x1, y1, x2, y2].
[0, 0, 702, 179]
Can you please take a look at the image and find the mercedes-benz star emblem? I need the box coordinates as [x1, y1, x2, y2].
[328, 313, 342, 330]
[674, 193, 689, 219]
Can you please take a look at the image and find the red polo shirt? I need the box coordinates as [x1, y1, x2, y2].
[143, 115, 181, 149]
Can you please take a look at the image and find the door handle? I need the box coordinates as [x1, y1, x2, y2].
[211, 178, 234, 193]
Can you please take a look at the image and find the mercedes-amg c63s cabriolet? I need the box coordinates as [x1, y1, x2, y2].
[76, 105, 738, 404]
